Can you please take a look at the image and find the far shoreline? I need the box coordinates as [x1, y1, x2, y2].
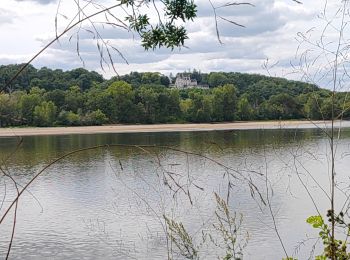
[0, 120, 348, 137]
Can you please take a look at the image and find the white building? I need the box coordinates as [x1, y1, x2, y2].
[174, 74, 197, 88]
[172, 74, 209, 89]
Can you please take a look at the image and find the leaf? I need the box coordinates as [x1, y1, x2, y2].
[306, 215, 324, 228]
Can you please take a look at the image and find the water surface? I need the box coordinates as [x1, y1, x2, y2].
[1, 128, 350, 259]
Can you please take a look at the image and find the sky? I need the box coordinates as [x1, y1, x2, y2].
[0, 0, 342, 80]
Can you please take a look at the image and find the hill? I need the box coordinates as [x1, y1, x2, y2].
[0, 64, 342, 127]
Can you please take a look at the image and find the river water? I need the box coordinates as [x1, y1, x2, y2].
[1, 127, 350, 259]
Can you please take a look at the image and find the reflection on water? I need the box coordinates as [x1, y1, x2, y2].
[0, 128, 350, 259]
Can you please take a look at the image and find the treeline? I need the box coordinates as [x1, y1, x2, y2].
[0, 64, 347, 127]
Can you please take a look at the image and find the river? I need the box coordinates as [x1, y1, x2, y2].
[0, 127, 350, 259]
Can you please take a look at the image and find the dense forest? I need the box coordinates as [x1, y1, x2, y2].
[0, 64, 346, 127]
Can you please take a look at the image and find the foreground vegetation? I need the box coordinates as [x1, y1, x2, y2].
[0, 64, 347, 127]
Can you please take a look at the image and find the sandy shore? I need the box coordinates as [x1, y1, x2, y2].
[0, 120, 347, 137]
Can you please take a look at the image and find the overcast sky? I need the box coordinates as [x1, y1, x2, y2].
[0, 0, 340, 80]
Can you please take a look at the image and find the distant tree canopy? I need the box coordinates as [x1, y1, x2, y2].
[0, 64, 104, 92]
[0, 64, 345, 128]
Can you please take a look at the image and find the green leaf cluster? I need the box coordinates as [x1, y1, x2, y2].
[1, 66, 350, 127]
[306, 214, 350, 259]
[124, 0, 196, 50]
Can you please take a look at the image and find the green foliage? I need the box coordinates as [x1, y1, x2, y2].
[268, 93, 299, 119]
[64, 86, 84, 113]
[306, 213, 350, 259]
[125, 0, 197, 50]
[164, 0, 197, 22]
[164, 193, 248, 260]
[0, 65, 344, 127]
[210, 193, 248, 260]
[58, 110, 81, 126]
[212, 84, 237, 121]
[138, 86, 159, 123]
[164, 216, 199, 259]
[184, 91, 212, 122]
[83, 109, 108, 125]
[315, 256, 327, 260]
[0, 65, 103, 92]
[33, 101, 57, 126]
[303, 94, 323, 120]
[19, 90, 42, 124]
[306, 215, 324, 228]
[237, 96, 254, 120]
[106, 81, 135, 122]
[0, 92, 22, 127]
[160, 75, 170, 87]
[208, 72, 229, 88]
[127, 0, 197, 50]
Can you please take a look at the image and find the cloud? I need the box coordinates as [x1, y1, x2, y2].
[72, 26, 135, 41]
[29, 4, 295, 77]
[0, 54, 32, 66]
[14, 0, 56, 4]
[0, 8, 17, 26]
[194, 0, 314, 39]
[0, 0, 337, 84]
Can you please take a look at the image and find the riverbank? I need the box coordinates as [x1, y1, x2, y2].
[0, 120, 347, 137]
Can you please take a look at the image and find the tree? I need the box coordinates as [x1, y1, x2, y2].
[84, 110, 108, 125]
[160, 76, 171, 87]
[180, 98, 193, 120]
[0, 64, 37, 92]
[138, 86, 160, 123]
[141, 72, 161, 85]
[63, 86, 85, 114]
[0, 92, 22, 127]
[157, 89, 181, 122]
[304, 94, 323, 120]
[57, 110, 81, 126]
[33, 101, 57, 126]
[187, 91, 212, 122]
[19, 87, 44, 125]
[107, 81, 135, 122]
[44, 89, 66, 109]
[191, 69, 202, 83]
[237, 96, 254, 120]
[212, 84, 237, 121]
[208, 72, 229, 88]
[268, 93, 299, 119]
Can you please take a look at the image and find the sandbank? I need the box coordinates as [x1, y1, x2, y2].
[0, 120, 347, 137]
